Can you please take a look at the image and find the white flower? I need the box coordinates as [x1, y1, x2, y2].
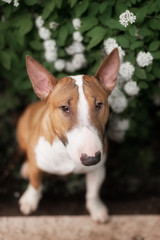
[124, 80, 140, 96]
[39, 27, 51, 40]
[119, 62, 135, 81]
[65, 61, 76, 73]
[108, 87, 128, 113]
[44, 50, 57, 62]
[72, 18, 81, 30]
[104, 38, 118, 54]
[117, 75, 126, 88]
[43, 39, 56, 51]
[13, 0, 19, 6]
[73, 31, 83, 42]
[49, 21, 59, 30]
[54, 59, 66, 71]
[108, 114, 130, 142]
[119, 10, 136, 27]
[115, 119, 130, 131]
[117, 46, 125, 62]
[104, 38, 125, 62]
[72, 53, 87, 70]
[110, 114, 130, 131]
[35, 16, 44, 28]
[136, 51, 153, 67]
[108, 129, 125, 142]
[1, 0, 12, 3]
[65, 41, 85, 55]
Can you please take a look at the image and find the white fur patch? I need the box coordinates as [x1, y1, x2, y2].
[71, 75, 90, 127]
[66, 127, 102, 163]
[35, 137, 75, 175]
[35, 136, 105, 175]
[19, 184, 42, 215]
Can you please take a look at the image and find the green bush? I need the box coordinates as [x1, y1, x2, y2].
[0, 0, 160, 196]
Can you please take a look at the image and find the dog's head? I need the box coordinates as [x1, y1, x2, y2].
[26, 49, 119, 166]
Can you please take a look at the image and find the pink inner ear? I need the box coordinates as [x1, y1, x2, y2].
[95, 48, 120, 93]
[26, 56, 56, 100]
[100, 66, 117, 91]
[30, 71, 52, 99]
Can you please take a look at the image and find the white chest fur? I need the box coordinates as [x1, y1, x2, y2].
[35, 137, 75, 175]
[35, 137, 105, 175]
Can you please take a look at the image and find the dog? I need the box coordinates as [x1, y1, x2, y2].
[17, 48, 119, 223]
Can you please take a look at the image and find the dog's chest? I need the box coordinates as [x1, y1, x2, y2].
[35, 137, 74, 175]
[35, 137, 100, 175]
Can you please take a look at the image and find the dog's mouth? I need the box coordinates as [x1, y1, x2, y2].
[80, 151, 101, 166]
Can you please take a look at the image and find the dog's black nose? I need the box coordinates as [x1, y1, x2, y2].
[80, 151, 101, 166]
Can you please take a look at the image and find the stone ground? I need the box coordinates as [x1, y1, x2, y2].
[0, 215, 160, 240]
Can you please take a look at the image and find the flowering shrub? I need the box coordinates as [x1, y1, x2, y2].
[0, 0, 160, 195]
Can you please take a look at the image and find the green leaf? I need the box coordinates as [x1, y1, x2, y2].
[70, 0, 78, 8]
[139, 26, 152, 37]
[149, 41, 160, 51]
[55, 0, 63, 9]
[58, 25, 68, 46]
[99, 2, 108, 13]
[87, 27, 106, 50]
[135, 67, 147, 79]
[128, 25, 136, 37]
[0, 34, 5, 48]
[2, 5, 12, 18]
[0, 21, 10, 31]
[19, 18, 33, 36]
[138, 81, 149, 89]
[75, 0, 89, 17]
[42, 2, 55, 20]
[149, 19, 160, 30]
[80, 17, 98, 32]
[147, 1, 157, 14]
[117, 36, 129, 48]
[153, 64, 160, 78]
[136, 6, 148, 23]
[29, 41, 43, 51]
[105, 19, 124, 30]
[124, 52, 135, 64]
[16, 33, 25, 46]
[6, 31, 17, 49]
[151, 51, 160, 59]
[86, 26, 106, 38]
[12, 13, 33, 36]
[88, 2, 99, 16]
[24, 0, 38, 6]
[0, 51, 11, 70]
[130, 41, 143, 50]
[115, 2, 127, 15]
[87, 35, 104, 50]
[99, 7, 112, 26]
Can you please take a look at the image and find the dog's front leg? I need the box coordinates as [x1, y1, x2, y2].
[86, 166, 109, 223]
[19, 162, 43, 215]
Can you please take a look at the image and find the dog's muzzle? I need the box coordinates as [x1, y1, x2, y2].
[80, 151, 101, 166]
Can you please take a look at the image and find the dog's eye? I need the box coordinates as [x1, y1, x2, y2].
[95, 102, 103, 111]
[61, 105, 70, 113]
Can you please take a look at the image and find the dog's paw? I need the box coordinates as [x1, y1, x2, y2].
[19, 196, 37, 215]
[86, 198, 109, 223]
[19, 184, 42, 215]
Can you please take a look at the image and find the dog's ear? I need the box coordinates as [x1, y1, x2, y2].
[95, 48, 120, 94]
[26, 56, 57, 100]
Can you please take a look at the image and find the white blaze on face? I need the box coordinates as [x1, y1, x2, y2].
[74, 75, 90, 127]
[66, 75, 102, 163]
